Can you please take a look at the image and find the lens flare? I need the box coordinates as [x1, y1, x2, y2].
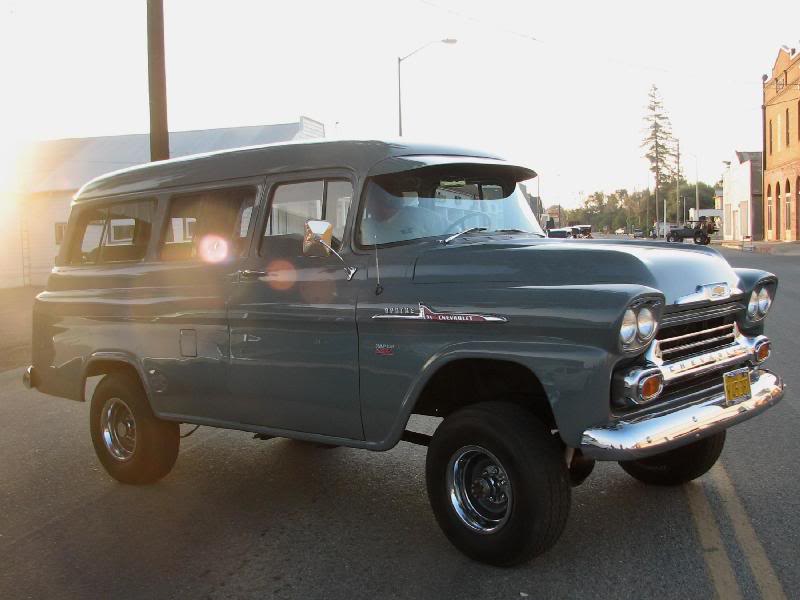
[198, 234, 229, 263]
[266, 259, 297, 290]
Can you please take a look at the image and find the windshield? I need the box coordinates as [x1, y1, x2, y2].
[357, 165, 544, 246]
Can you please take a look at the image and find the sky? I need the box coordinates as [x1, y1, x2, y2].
[1, 0, 799, 207]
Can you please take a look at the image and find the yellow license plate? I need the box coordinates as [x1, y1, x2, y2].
[723, 368, 752, 405]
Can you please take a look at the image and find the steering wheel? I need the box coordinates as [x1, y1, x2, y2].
[445, 212, 492, 233]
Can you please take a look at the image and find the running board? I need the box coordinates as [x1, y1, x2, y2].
[401, 430, 432, 447]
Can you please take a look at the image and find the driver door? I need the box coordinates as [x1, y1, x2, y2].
[226, 173, 363, 439]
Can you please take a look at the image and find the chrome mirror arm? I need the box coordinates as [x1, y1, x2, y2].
[317, 239, 358, 281]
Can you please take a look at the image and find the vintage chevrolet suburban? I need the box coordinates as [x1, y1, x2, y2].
[24, 140, 784, 566]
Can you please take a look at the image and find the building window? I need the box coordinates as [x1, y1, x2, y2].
[769, 120, 773, 155]
[777, 114, 782, 152]
[54, 222, 67, 245]
[767, 184, 772, 230]
[776, 182, 781, 232]
[787, 108, 791, 147]
[787, 180, 792, 232]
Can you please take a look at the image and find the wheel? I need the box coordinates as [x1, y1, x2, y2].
[618, 431, 725, 486]
[693, 231, 706, 245]
[90, 372, 180, 484]
[425, 402, 570, 566]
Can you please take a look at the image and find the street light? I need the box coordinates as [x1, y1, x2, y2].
[398, 38, 457, 136]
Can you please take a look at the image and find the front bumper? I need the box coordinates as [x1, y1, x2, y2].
[580, 368, 784, 460]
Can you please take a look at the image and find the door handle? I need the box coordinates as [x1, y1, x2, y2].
[238, 269, 267, 281]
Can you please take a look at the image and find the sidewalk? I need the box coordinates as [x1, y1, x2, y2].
[716, 239, 800, 256]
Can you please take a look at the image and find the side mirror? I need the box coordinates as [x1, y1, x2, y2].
[303, 219, 334, 257]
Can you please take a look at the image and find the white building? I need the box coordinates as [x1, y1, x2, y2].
[721, 151, 763, 241]
[0, 117, 324, 288]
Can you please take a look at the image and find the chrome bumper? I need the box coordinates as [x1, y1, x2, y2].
[580, 368, 784, 460]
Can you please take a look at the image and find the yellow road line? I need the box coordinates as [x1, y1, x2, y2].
[685, 480, 742, 599]
[710, 464, 788, 600]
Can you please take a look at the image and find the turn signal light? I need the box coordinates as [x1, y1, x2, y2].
[755, 341, 771, 363]
[639, 373, 664, 402]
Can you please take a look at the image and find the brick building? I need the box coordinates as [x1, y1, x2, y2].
[763, 47, 800, 241]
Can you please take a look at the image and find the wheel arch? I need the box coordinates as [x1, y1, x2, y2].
[82, 352, 151, 404]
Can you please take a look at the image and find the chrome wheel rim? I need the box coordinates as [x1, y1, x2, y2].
[447, 445, 512, 534]
[100, 397, 137, 461]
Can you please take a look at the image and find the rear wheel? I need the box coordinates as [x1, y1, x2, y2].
[426, 402, 570, 566]
[618, 431, 725, 486]
[693, 231, 707, 245]
[90, 372, 179, 484]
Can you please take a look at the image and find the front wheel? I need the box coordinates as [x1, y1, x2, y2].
[618, 431, 725, 486]
[90, 372, 180, 484]
[425, 402, 570, 566]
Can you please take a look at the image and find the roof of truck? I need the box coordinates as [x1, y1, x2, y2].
[73, 139, 507, 202]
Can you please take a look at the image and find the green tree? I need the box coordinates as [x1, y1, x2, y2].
[642, 85, 675, 225]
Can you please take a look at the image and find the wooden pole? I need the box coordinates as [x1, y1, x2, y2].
[147, 0, 169, 161]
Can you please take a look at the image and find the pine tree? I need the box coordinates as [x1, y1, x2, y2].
[641, 85, 675, 230]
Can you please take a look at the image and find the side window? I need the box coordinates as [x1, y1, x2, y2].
[72, 208, 107, 265]
[261, 179, 353, 256]
[69, 199, 156, 265]
[261, 181, 324, 256]
[100, 200, 156, 263]
[161, 186, 257, 262]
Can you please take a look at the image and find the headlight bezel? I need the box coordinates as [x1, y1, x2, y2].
[619, 298, 662, 352]
[746, 281, 775, 323]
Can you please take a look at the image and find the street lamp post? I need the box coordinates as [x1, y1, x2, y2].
[397, 38, 457, 137]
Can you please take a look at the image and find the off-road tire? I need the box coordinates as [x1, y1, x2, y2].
[693, 231, 707, 245]
[426, 402, 570, 566]
[618, 431, 725, 486]
[90, 372, 179, 484]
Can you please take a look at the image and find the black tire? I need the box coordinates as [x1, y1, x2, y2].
[90, 372, 179, 484]
[618, 431, 725, 486]
[426, 402, 570, 566]
[693, 231, 706, 245]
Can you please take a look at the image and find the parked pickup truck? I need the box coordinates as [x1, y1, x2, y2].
[23, 140, 784, 566]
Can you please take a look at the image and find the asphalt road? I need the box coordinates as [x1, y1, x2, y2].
[0, 246, 797, 600]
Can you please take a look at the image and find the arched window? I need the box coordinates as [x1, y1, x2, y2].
[788, 109, 791, 147]
[767, 184, 772, 232]
[787, 180, 792, 235]
[776, 182, 781, 236]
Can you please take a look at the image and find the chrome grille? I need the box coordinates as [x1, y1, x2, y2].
[657, 322, 736, 361]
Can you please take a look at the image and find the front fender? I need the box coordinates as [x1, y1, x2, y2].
[367, 340, 614, 450]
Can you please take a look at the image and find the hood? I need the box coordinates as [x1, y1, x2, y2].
[412, 238, 741, 305]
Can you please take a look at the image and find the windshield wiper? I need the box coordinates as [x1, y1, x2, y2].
[442, 227, 486, 244]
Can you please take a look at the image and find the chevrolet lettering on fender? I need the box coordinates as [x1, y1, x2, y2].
[23, 140, 785, 566]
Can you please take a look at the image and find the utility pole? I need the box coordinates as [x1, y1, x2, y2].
[675, 139, 680, 227]
[147, 0, 169, 161]
[654, 120, 660, 236]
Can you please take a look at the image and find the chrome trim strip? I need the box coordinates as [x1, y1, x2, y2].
[661, 302, 742, 327]
[660, 332, 736, 357]
[658, 323, 734, 345]
[581, 369, 784, 460]
[372, 303, 507, 323]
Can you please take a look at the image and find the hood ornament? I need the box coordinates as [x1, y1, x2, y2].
[372, 303, 507, 323]
[675, 282, 743, 305]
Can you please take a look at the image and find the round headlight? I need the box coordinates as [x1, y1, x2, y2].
[620, 309, 637, 345]
[637, 307, 656, 340]
[747, 291, 758, 317]
[757, 287, 771, 315]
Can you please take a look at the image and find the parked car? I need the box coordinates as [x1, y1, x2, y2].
[632, 228, 644, 238]
[24, 140, 784, 567]
[547, 227, 572, 238]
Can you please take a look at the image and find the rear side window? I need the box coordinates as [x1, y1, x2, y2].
[161, 186, 257, 262]
[70, 199, 156, 265]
